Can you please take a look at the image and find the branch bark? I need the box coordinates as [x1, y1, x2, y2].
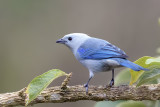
[0, 84, 160, 106]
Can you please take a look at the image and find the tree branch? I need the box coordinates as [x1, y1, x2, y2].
[0, 83, 160, 106]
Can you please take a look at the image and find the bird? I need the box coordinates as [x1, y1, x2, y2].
[56, 33, 149, 94]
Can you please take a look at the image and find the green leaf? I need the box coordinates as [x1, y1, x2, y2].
[129, 56, 152, 85]
[115, 68, 130, 86]
[136, 57, 160, 86]
[115, 56, 160, 86]
[145, 57, 160, 64]
[25, 69, 66, 106]
[136, 69, 160, 87]
[116, 101, 146, 107]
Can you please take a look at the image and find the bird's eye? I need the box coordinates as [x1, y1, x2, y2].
[68, 37, 72, 41]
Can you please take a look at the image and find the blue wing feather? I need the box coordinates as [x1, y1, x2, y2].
[77, 38, 128, 60]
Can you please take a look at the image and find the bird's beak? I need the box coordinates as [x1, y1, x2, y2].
[56, 39, 67, 44]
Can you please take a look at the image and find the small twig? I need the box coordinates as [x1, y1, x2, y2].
[61, 72, 72, 90]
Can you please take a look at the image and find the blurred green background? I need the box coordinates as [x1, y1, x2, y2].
[0, 0, 160, 107]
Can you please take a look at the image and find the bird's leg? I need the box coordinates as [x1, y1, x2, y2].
[109, 69, 114, 87]
[84, 71, 94, 94]
[84, 76, 92, 94]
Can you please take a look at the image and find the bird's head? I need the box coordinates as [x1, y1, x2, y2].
[56, 33, 90, 52]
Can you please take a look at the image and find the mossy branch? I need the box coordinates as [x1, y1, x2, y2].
[0, 83, 160, 106]
[1, 73, 160, 106]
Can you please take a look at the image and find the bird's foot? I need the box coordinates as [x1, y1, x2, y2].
[109, 78, 114, 87]
[84, 83, 89, 94]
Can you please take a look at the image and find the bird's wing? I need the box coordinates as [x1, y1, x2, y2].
[77, 38, 128, 60]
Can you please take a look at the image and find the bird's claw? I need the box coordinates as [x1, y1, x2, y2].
[84, 83, 88, 94]
[109, 78, 114, 87]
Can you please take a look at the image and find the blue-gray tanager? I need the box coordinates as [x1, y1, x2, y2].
[56, 33, 149, 93]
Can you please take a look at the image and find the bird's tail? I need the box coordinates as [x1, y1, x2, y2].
[113, 58, 149, 71]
